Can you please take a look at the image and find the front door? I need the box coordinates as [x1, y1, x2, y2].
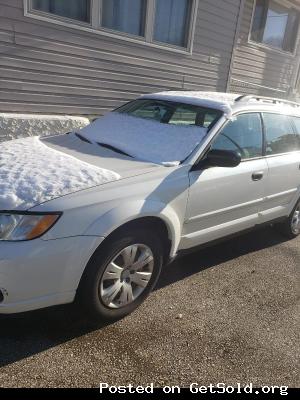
[180, 112, 268, 250]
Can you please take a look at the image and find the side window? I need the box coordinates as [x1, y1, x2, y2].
[211, 113, 263, 160]
[291, 117, 300, 147]
[263, 113, 299, 155]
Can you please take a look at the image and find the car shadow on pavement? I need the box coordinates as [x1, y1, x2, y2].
[0, 226, 289, 368]
[156, 226, 289, 290]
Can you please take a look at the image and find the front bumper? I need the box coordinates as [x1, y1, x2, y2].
[0, 236, 103, 314]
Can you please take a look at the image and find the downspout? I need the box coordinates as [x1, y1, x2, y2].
[226, 0, 246, 92]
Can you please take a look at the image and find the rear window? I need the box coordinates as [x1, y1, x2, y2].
[115, 99, 223, 130]
[263, 113, 300, 155]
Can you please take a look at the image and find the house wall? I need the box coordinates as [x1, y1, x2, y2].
[229, 0, 300, 99]
[0, 0, 240, 116]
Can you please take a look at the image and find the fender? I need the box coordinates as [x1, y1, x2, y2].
[84, 199, 183, 258]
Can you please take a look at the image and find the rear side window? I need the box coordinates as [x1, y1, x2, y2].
[263, 113, 300, 155]
[291, 116, 300, 138]
[211, 113, 263, 160]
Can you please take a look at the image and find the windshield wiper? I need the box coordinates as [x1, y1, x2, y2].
[75, 133, 133, 158]
[98, 143, 133, 158]
[75, 133, 92, 144]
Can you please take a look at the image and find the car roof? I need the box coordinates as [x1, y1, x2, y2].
[141, 91, 300, 118]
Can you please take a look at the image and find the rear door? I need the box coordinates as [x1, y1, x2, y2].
[260, 113, 300, 222]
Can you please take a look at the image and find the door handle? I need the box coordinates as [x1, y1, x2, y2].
[252, 171, 264, 181]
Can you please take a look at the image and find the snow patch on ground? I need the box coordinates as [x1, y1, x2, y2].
[0, 137, 120, 210]
[0, 114, 90, 143]
[81, 113, 208, 164]
[142, 91, 238, 115]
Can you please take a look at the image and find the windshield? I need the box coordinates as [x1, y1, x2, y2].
[80, 99, 223, 165]
[115, 99, 222, 129]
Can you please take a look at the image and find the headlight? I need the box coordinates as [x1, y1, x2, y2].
[0, 213, 61, 241]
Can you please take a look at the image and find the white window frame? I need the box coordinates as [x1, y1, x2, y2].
[248, 0, 300, 56]
[24, 0, 198, 54]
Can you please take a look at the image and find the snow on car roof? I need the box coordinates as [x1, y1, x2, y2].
[141, 91, 240, 116]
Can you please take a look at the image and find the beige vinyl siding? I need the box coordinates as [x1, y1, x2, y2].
[229, 0, 300, 98]
[0, 0, 240, 115]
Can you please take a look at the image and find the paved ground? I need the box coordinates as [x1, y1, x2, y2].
[0, 227, 299, 388]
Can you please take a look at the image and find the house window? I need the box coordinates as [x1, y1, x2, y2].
[31, 0, 91, 22]
[102, 0, 146, 36]
[27, 0, 197, 51]
[154, 0, 191, 47]
[250, 0, 300, 52]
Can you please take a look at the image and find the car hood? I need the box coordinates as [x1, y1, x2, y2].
[0, 134, 161, 211]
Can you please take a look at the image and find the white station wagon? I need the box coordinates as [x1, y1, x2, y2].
[0, 92, 299, 321]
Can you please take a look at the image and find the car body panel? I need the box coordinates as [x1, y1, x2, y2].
[181, 158, 269, 249]
[0, 236, 103, 313]
[260, 152, 300, 221]
[41, 134, 161, 178]
[35, 165, 191, 257]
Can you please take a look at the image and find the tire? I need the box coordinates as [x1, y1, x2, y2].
[77, 228, 163, 322]
[275, 200, 300, 239]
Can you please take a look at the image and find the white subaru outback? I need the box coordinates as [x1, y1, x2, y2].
[0, 92, 299, 321]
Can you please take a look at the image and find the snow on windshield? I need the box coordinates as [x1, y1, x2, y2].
[0, 137, 120, 210]
[80, 113, 208, 165]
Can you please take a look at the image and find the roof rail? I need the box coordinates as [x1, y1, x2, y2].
[235, 95, 300, 108]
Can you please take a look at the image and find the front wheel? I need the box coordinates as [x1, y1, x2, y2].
[77, 229, 163, 322]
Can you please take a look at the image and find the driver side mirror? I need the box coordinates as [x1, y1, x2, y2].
[193, 149, 242, 171]
[206, 149, 242, 168]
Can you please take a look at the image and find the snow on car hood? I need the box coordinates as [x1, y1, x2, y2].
[0, 136, 121, 210]
[80, 113, 208, 165]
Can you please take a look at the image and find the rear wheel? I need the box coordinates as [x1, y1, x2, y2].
[275, 200, 300, 239]
[77, 229, 163, 322]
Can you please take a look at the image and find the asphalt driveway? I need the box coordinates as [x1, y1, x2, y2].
[0, 226, 299, 388]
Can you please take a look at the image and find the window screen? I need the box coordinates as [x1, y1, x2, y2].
[153, 0, 191, 47]
[102, 0, 146, 36]
[32, 0, 90, 22]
